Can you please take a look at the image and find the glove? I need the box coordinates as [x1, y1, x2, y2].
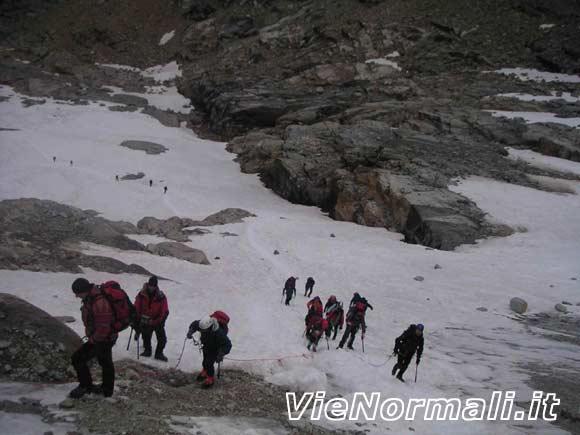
[187, 321, 199, 339]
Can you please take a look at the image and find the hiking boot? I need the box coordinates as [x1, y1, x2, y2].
[347, 345, 354, 350]
[396, 374, 405, 383]
[140, 349, 152, 357]
[307, 343, 311, 350]
[196, 369, 208, 381]
[202, 376, 214, 389]
[154, 353, 168, 362]
[69, 385, 90, 399]
[391, 366, 398, 376]
[89, 385, 103, 396]
[336, 345, 343, 350]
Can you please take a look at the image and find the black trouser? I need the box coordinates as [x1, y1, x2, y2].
[202, 348, 218, 378]
[284, 289, 294, 305]
[304, 284, 313, 297]
[71, 341, 115, 394]
[338, 324, 359, 348]
[325, 322, 340, 340]
[141, 323, 167, 354]
[393, 353, 413, 378]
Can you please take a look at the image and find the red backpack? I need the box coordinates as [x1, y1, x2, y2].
[210, 310, 230, 334]
[99, 281, 135, 332]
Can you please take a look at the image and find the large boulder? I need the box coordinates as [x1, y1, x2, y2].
[510, 297, 528, 314]
[137, 216, 192, 242]
[146, 242, 210, 265]
[0, 293, 81, 382]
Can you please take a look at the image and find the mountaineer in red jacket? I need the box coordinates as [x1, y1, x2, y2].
[134, 276, 169, 361]
[69, 278, 117, 399]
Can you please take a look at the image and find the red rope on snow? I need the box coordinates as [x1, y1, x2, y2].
[224, 353, 312, 363]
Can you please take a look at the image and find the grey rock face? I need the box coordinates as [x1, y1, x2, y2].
[121, 172, 146, 180]
[120, 140, 168, 155]
[555, 303, 568, 314]
[137, 209, 255, 242]
[0, 198, 151, 274]
[0, 293, 81, 382]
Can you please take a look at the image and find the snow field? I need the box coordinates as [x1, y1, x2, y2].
[1, 63, 580, 434]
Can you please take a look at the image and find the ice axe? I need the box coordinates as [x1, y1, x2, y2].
[126, 328, 133, 351]
[415, 363, 418, 383]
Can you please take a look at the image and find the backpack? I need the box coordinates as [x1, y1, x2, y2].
[99, 281, 136, 332]
[210, 310, 230, 334]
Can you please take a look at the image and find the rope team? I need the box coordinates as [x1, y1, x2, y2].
[66, 274, 424, 399]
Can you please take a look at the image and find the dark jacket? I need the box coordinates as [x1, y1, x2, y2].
[345, 305, 366, 332]
[349, 294, 373, 311]
[134, 286, 169, 327]
[284, 277, 296, 290]
[188, 321, 232, 356]
[305, 277, 315, 289]
[394, 325, 424, 360]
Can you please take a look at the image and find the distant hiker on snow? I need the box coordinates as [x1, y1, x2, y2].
[52, 156, 56, 163]
[187, 312, 232, 389]
[115, 175, 119, 181]
[337, 299, 367, 350]
[164, 186, 168, 194]
[69, 278, 132, 398]
[392, 324, 424, 383]
[304, 277, 315, 297]
[324, 295, 344, 340]
[134, 276, 169, 362]
[149, 179, 153, 187]
[305, 312, 328, 352]
[283, 276, 297, 305]
[70, 160, 73, 166]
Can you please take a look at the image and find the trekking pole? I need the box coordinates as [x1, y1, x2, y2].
[126, 328, 133, 351]
[415, 364, 418, 383]
[326, 336, 329, 351]
[217, 362, 222, 379]
[175, 336, 189, 369]
[361, 334, 365, 353]
[137, 336, 140, 360]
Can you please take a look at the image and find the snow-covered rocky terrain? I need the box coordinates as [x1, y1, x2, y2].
[0, 57, 579, 435]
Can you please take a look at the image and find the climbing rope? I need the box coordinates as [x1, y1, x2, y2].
[224, 353, 313, 364]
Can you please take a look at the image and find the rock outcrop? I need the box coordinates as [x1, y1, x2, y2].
[146, 242, 210, 265]
[0, 198, 150, 274]
[137, 208, 255, 242]
[0, 293, 81, 382]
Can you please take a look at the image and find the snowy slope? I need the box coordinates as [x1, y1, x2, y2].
[1, 64, 579, 434]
